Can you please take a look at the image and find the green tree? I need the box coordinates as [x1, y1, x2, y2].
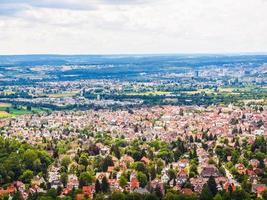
[101, 176, 110, 193]
[23, 149, 38, 169]
[144, 193, 159, 200]
[119, 175, 128, 188]
[20, 169, 34, 184]
[137, 172, 148, 188]
[61, 156, 71, 169]
[79, 154, 89, 167]
[102, 156, 113, 172]
[262, 190, 267, 200]
[154, 185, 163, 199]
[207, 176, 217, 196]
[126, 193, 142, 200]
[134, 162, 147, 173]
[213, 193, 222, 200]
[60, 172, 68, 187]
[95, 179, 101, 194]
[200, 184, 213, 200]
[110, 192, 126, 200]
[79, 172, 93, 187]
[12, 191, 23, 200]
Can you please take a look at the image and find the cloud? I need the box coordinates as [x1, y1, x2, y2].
[0, 0, 266, 54]
[0, 0, 154, 16]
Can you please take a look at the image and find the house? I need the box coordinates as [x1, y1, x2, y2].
[190, 177, 207, 193]
[252, 184, 267, 198]
[83, 186, 94, 199]
[150, 179, 164, 195]
[177, 169, 188, 185]
[235, 163, 246, 174]
[100, 146, 110, 156]
[161, 173, 170, 184]
[67, 174, 79, 189]
[141, 157, 150, 165]
[0, 185, 16, 197]
[249, 159, 260, 169]
[96, 172, 110, 181]
[76, 193, 84, 200]
[14, 181, 25, 193]
[120, 155, 134, 164]
[130, 177, 140, 191]
[215, 176, 227, 186]
[32, 176, 46, 186]
[109, 179, 120, 191]
[107, 166, 114, 173]
[178, 159, 189, 169]
[224, 182, 236, 192]
[181, 188, 193, 196]
[200, 166, 219, 178]
[246, 170, 258, 183]
[134, 187, 149, 194]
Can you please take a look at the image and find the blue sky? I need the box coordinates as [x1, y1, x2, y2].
[0, 0, 266, 54]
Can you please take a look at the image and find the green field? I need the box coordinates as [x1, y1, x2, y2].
[48, 91, 79, 98]
[0, 103, 51, 118]
[0, 103, 12, 108]
[126, 91, 171, 96]
[0, 111, 12, 118]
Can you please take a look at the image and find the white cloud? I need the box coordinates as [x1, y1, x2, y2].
[0, 0, 266, 54]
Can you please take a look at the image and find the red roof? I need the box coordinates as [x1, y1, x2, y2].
[107, 166, 114, 173]
[256, 185, 267, 194]
[224, 182, 236, 192]
[141, 157, 150, 164]
[76, 193, 84, 200]
[181, 188, 193, 195]
[130, 178, 139, 189]
[82, 186, 92, 196]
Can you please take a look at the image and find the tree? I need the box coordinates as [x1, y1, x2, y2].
[111, 145, 121, 159]
[119, 175, 128, 188]
[60, 172, 68, 187]
[110, 192, 126, 200]
[101, 176, 110, 193]
[79, 154, 89, 167]
[12, 191, 23, 200]
[213, 193, 222, 200]
[207, 176, 217, 196]
[95, 179, 101, 193]
[144, 193, 159, 200]
[79, 172, 93, 187]
[126, 193, 142, 200]
[61, 156, 71, 169]
[23, 149, 38, 169]
[200, 184, 213, 200]
[154, 185, 163, 199]
[134, 162, 147, 173]
[47, 188, 57, 199]
[137, 172, 148, 188]
[262, 190, 267, 200]
[168, 169, 176, 181]
[26, 106, 32, 111]
[20, 170, 34, 184]
[102, 156, 113, 172]
[33, 159, 41, 173]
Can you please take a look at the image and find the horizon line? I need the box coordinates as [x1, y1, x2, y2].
[0, 52, 267, 57]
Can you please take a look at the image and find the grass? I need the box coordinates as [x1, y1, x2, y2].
[0, 104, 51, 118]
[184, 86, 259, 95]
[48, 92, 79, 98]
[126, 91, 171, 96]
[0, 111, 12, 118]
[0, 103, 12, 108]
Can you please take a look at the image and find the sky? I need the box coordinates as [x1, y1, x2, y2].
[0, 0, 266, 55]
